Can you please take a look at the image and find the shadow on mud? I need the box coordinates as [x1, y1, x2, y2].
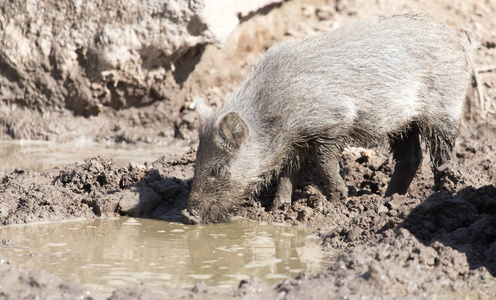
[401, 185, 496, 276]
[125, 170, 192, 223]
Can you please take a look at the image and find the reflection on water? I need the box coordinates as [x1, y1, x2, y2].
[0, 218, 336, 296]
[0, 140, 189, 172]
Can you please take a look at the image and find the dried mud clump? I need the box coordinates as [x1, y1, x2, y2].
[0, 153, 194, 225]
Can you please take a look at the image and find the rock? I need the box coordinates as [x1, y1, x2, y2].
[345, 227, 363, 242]
[117, 184, 163, 216]
[360, 149, 376, 163]
[377, 204, 388, 214]
[386, 194, 406, 210]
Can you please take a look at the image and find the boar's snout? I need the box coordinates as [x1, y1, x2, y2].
[183, 182, 242, 224]
[181, 208, 201, 225]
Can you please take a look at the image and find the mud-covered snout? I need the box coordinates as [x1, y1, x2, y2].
[181, 180, 209, 225]
[181, 208, 201, 225]
[182, 185, 205, 224]
[182, 177, 246, 224]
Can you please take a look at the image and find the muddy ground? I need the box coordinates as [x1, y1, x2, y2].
[1, 0, 496, 299]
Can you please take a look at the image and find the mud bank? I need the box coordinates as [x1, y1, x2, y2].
[0, 0, 284, 143]
[1, 0, 496, 299]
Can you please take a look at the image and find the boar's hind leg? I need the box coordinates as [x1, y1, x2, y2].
[272, 171, 300, 211]
[425, 121, 460, 188]
[313, 145, 348, 201]
[385, 124, 422, 197]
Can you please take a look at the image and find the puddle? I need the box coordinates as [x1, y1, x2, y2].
[0, 218, 336, 297]
[0, 140, 189, 172]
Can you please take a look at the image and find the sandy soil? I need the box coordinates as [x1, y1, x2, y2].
[1, 0, 496, 299]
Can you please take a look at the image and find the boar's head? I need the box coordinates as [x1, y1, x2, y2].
[183, 100, 256, 224]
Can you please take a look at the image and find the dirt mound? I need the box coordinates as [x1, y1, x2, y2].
[0, 259, 100, 299]
[0, 151, 196, 225]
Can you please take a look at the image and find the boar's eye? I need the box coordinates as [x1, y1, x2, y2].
[208, 169, 217, 177]
[207, 166, 227, 179]
[205, 166, 220, 178]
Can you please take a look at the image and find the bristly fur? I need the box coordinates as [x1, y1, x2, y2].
[188, 178, 246, 224]
[186, 12, 474, 224]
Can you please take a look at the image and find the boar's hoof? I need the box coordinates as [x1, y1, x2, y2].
[433, 163, 461, 191]
[325, 187, 348, 202]
[181, 209, 200, 225]
[271, 200, 291, 212]
[271, 195, 291, 211]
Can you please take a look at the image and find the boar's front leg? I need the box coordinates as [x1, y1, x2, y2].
[313, 144, 348, 201]
[272, 171, 300, 210]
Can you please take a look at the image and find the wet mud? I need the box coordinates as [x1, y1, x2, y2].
[1, 0, 496, 299]
[1, 126, 495, 298]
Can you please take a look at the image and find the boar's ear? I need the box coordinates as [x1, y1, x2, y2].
[194, 98, 213, 124]
[219, 112, 249, 149]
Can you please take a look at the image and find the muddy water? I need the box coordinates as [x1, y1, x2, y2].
[0, 217, 336, 296]
[0, 140, 189, 172]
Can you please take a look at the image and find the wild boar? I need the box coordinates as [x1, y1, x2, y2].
[182, 12, 474, 224]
